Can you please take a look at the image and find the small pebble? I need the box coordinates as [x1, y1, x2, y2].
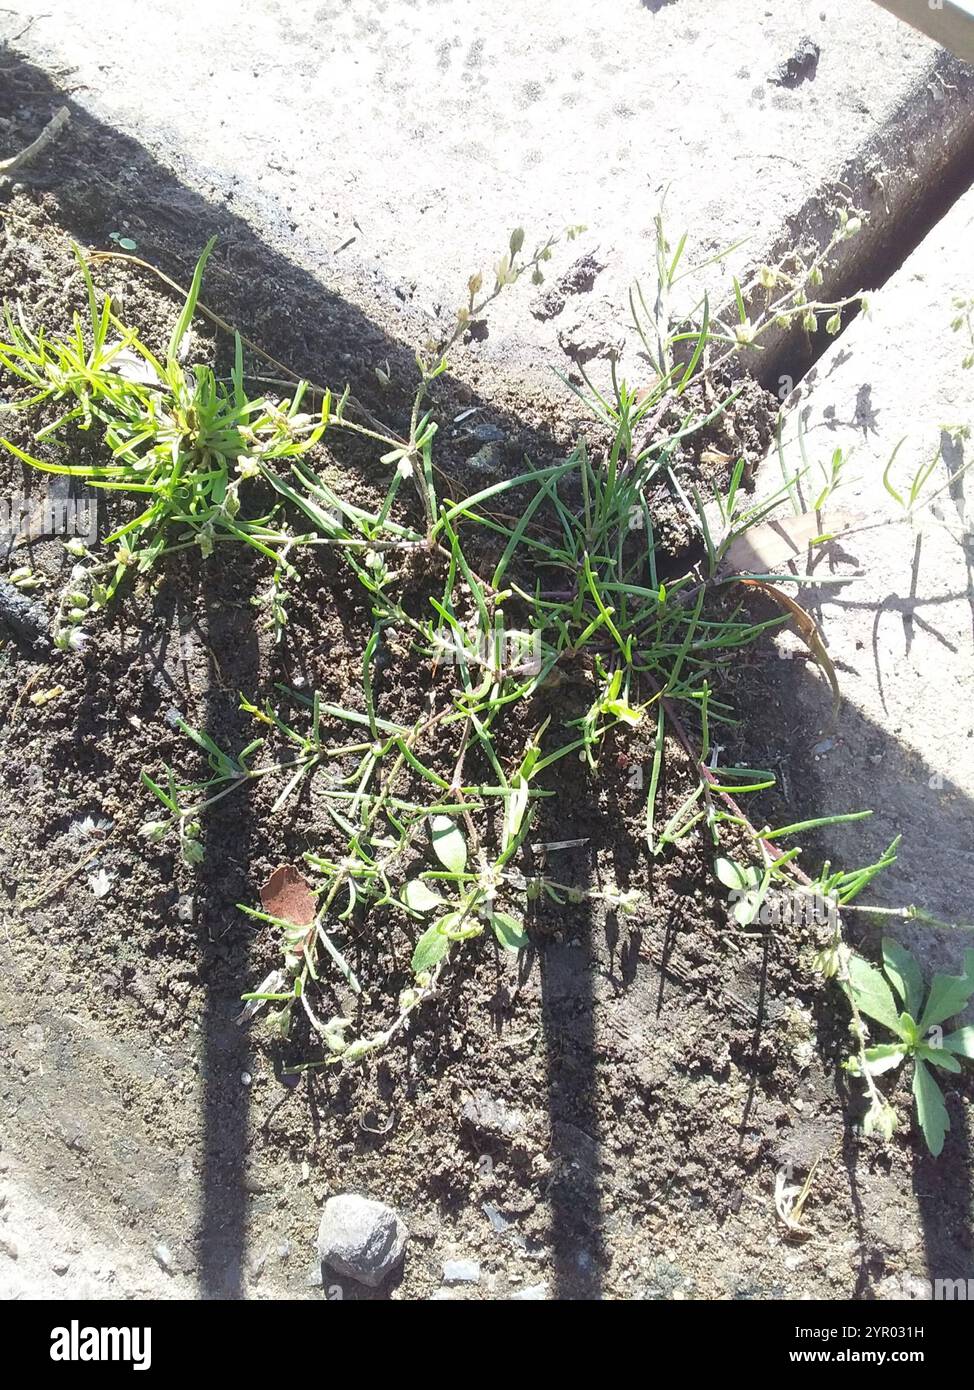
[317, 1194, 409, 1289]
[483, 1202, 510, 1234]
[510, 1282, 549, 1300]
[443, 1258, 481, 1285]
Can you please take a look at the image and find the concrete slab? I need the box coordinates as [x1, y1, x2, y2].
[748, 184, 974, 955]
[5, 0, 974, 400]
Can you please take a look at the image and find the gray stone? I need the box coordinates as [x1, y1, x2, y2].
[463, 422, 505, 445]
[510, 1282, 550, 1300]
[442, 1258, 481, 1284]
[316, 1194, 408, 1289]
[482, 1202, 511, 1234]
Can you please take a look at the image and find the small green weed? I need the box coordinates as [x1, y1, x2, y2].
[842, 940, 974, 1156]
[0, 239, 327, 643]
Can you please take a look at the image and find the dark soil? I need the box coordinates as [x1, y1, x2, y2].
[1, 74, 972, 1302]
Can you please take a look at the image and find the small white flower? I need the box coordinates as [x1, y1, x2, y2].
[67, 815, 113, 844]
[67, 628, 89, 654]
[88, 868, 114, 900]
[396, 457, 413, 479]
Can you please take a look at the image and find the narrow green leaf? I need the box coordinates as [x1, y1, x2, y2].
[645, 702, 665, 854]
[881, 437, 907, 508]
[763, 810, 871, 841]
[912, 1059, 949, 1157]
[167, 236, 217, 361]
[502, 775, 530, 854]
[732, 275, 747, 324]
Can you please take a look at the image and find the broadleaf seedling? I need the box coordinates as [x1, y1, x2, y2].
[844, 939, 974, 1156]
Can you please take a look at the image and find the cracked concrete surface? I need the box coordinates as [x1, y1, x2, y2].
[6, 0, 974, 393]
[751, 181, 974, 971]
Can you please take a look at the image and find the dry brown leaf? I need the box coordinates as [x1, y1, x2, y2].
[260, 864, 316, 925]
[738, 578, 841, 726]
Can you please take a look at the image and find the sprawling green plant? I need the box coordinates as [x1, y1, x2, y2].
[0, 240, 327, 643]
[130, 222, 888, 1071]
[11, 210, 965, 1141]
